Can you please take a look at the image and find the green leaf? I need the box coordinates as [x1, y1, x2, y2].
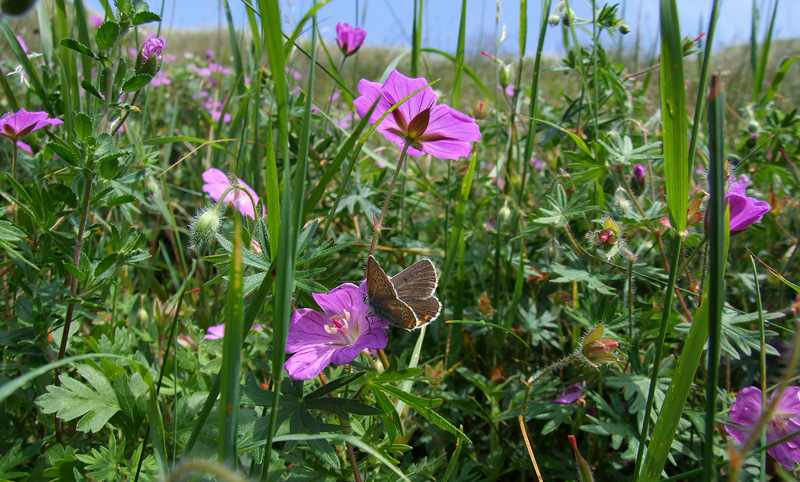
[45, 141, 81, 166]
[373, 383, 470, 442]
[80, 80, 105, 100]
[36, 364, 120, 433]
[59, 38, 97, 59]
[75, 437, 123, 482]
[131, 11, 161, 25]
[94, 21, 119, 51]
[121, 74, 154, 92]
[74, 112, 93, 141]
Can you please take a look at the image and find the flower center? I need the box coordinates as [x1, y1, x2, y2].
[324, 309, 357, 343]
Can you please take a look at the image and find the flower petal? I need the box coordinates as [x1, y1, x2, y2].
[284, 346, 337, 380]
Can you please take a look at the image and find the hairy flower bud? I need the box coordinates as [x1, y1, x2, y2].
[580, 324, 619, 368]
[568, 435, 595, 481]
[189, 207, 221, 250]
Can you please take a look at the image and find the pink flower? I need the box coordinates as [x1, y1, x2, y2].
[634, 163, 646, 184]
[284, 284, 388, 380]
[726, 182, 771, 232]
[0, 109, 63, 141]
[89, 15, 104, 28]
[555, 383, 585, 404]
[336, 22, 366, 56]
[16, 141, 33, 155]
[286, 67, 303, 80]
[727, 386, 800, 469]
[205, 323, 262, 340]
[201, 168, 265, 219]
[208, 62, 230, 75]
[354, 70, 481, 160]
[205, 49, 215, 60]
[141, 37, 165, 61]
[497, 83, 515, 98]
[150, 70, 171, 87]
[16, 35, 28, 54]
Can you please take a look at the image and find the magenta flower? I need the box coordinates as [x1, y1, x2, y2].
[726, 182, 771, 232]
[284, 284, 388, 380]
[89, 15, 104, 28]
[150, 70, 171, 87]
[1, 109, 63, 141]
[205, 323, 262, 340]
[634, 163, 646, 184]
[497, 83, 515, 98]
[201, 168, 265, 219]
[354, 70, 481, 160]
[336, 22, 367, 56]
[726, 386, 800, 469]
[16, 35, 28, 54]
[554, 383, 585, 404]
[141, 37, 166, 61]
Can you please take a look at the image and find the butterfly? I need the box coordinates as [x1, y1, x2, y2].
[365, 255, 442, 330]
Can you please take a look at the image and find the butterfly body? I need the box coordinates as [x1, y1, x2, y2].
[365, 255, 441, 330]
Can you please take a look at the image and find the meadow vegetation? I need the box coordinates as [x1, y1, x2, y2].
[1, 0, 800, 481]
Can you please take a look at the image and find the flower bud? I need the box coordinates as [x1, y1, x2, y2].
[336, 22, 367, 57]
[557, 2, 575, 26]
[135, 37, 166, 76]
[633, 163, 646, 185]
[619, 22, 631, 35]
[580, 324, 619, 368]
[548, 14, 561, 27]
[470, 99, 488, 120]
[152, 298, 176, 332]
[136, 304, 149, 325]
[568, 435, 595, 482]
[189, 207, 221, 250]
[499, 201, 512, 222]
[499, 62, 514, 89]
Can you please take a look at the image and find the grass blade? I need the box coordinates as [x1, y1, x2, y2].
[754, 0, 780, 99]
[703, 74, 726, 482]
[658, 0, 689, 235]
[219, 217, 244, 465]
[451, 0, 467, 107]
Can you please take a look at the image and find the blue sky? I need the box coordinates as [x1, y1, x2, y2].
[86, 0, 797, 54]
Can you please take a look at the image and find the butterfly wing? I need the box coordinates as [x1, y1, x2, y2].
[366, 256, 416, 329]
[390, 259, 438, 299]
[403, 296, 442, 328]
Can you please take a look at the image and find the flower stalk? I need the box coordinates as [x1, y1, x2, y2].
[368, 140, 411, 256]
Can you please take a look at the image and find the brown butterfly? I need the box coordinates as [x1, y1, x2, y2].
[365, 255, 442, 330]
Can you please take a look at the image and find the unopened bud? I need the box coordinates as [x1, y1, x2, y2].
[499, 63, 514, 89]
[499, 202, 512, 222]
[568, 435, 595, 481]
[189, 207, 221, 250]
[548, 14, 561, 27]
[137, 304, 149, 325]
[135, 37, 166, 76]
[580, 324, 619, 368]
[619, 22, 631, 35]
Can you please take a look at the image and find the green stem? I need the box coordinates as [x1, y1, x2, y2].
[633, 236, 683, 480]
[522, 353, 580, 421]
[368, 140, 411, 256]
[55, 167, 96, 443]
